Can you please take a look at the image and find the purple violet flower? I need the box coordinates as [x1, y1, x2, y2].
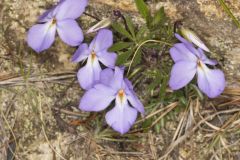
[79, 67, 145, 134]
[72, 29, 117, 90]
[27, 0, 88, 53]
[179, 28, 210, 52]
[169, 34, 225, 98]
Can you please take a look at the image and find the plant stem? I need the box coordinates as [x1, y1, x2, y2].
[83, 12, 100, 21]
[127, 40, 172, 75]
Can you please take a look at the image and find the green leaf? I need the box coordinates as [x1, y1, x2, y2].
[147, 70, 161, 91]
[217, 0, 240, 28]
[159, 75, 169, 101]
[142, 118, 153, 128]
[149, 7, 166, 29]
[112, 22, 134, 41]
[131, 49, 142, 67]
[109, 42, 133, 52]
[154, 121, 162, 133]
[116, 50, 132, 65]
[144, 43, 162, 50]
[125, 16, 136, 38]
[136, 26, 148, 41]
[190, 84, 204, 100]
[135, 0, 150, 20]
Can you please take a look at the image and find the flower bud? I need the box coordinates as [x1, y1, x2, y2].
[86, 18, 112, 34]
[180, 27, 210, 52]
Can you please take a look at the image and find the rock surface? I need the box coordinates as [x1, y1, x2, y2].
[0, 0, 240, 159]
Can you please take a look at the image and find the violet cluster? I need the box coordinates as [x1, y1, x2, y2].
[27, 0, 226, 134]
[79, 67, 145, 134]
[27, 0, 144, 134]
[72, 29, 144, 134]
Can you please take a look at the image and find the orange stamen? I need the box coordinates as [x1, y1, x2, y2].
[197, 60, 203, 69]
[49, 18, 57, 28]
[91, 52, 96, 63]
[118, 89, 125, 102]
[52, 18, 57, 25]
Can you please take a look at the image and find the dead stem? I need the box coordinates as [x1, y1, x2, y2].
[159, 108, 240, 160]
[38, 94, 67, 160]
[0, 72, 76, 86]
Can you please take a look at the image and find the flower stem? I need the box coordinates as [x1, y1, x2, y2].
[83, 12, 100, 21]
[127, 40, 172, 75]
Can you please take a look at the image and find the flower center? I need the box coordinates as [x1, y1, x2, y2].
[50, 18, 57, 28]
[118, 89, 125, 103]
[197, 59, 209, 73]
[197, 59, 203, 69]
[91, 52, 96, 63]
[52, 18, 57, 25]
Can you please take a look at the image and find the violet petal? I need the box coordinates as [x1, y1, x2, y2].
[197, 64, 225, 98]
[169, 61, 197, 90]
[27, 22, 56, 53]
[79, 84, 116, 111]
[57, 19, 83, 46]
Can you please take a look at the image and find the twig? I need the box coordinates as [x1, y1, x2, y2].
[210, 139, 240, 159]
[135, 102, 178, 125]
[218, 98, 240, 107]
[159, 108, 240, 159]
[130, 102, 178, 133]
[0, 74, 75, 86]
[1, 112, 18, 160]
[150, 103, 178, 128]
[106, 151, 147, 155]
[83, 12, 100, 21]
[51, 79, 78, 133]
[172, 103, 189, 142]
[52, 107, 87, 117]
[38, 95, 67, 160]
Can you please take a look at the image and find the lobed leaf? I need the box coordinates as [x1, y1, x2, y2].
[150, 7, 166, 29]
[125, 16, 136, 39]
[135, 0, 150, 20]
[116, 49, 133, 65]
[112, 22, 134, 41]
[109, 42, 133, 52]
